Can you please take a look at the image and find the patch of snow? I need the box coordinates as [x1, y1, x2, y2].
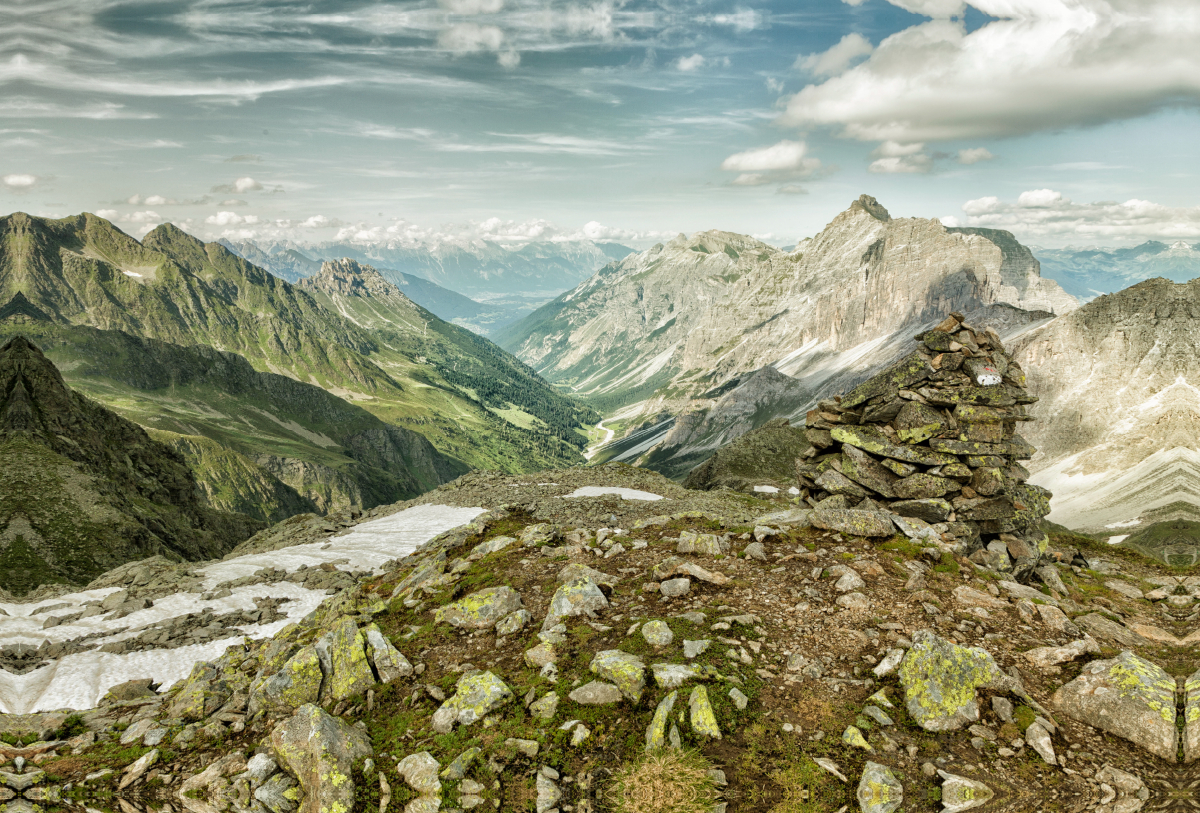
[122, 270, 143, 277]
[753, 485, 780, 494]
[788, 487, 800, 495]
[0, 504, 485, 714]
[1107, 535, 1130, 545]
[562, 487, 664, 501]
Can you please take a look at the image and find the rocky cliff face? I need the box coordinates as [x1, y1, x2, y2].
[0, 336, 260, 593]
[1011, 277, 1200, 534]
[502, 196, 1074, 478]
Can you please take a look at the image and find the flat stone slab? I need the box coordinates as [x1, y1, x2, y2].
[1052, 651, 1177, 761]
[811, 509, 896, 538]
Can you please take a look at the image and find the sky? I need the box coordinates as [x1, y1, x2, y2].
[2, 0, 1200, 250]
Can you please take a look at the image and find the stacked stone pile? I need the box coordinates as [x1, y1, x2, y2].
[797, 311, 1052, 580]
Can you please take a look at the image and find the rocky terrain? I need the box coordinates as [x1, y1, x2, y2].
[3, 324, 1197, 813]
[0, 336, 259, 594]
[1010, 278, 1200, 536]
[501, 195, 1074, 478]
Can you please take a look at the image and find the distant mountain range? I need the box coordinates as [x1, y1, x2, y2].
[499, 195, 1077, 478]
[1032, 240, 1200, 300]
[219, 236, 635, 335]
[0, 212, 597, 534]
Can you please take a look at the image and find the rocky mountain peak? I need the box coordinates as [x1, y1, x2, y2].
[301, 258, 399, 299]
[852, 193, 891, 222]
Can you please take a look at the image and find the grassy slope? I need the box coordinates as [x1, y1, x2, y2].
[0, 212, 594, 477]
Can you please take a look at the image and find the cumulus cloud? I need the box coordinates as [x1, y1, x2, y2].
[437, 22, 519, 67]
[704, 9, 763, 31]
[677, 54, 706, 71]
[205, 211, 260, 227]
[796, 33, 873, 77]
[439, 0, 504, 12]
[868, 140, 932, 173]
[210, 177, 265, 194]
[721, 140, 824, 188]
[957, 147, 994, 165]
[2, 174, 38, 190]
[955, 190, 1200, 243]
[781, 1, 1200, 144]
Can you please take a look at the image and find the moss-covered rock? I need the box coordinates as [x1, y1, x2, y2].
[542, 577, 608, 631]
[316, 618, 375, 702]
[251, 644, 324, 714]
[270, 703, 373, 813]
[434, 586, 525, 630]
[589, 650, 647, 702]
[167, 661, 230, 722]
[898, 630, 1005, 732]
[1053, 651, 1178, 761]
[431, 671, 514, 734]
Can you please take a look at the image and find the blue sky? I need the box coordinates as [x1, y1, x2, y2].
[2, 0, 1199, 249]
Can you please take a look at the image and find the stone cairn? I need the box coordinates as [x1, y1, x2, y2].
[796, 311, 1051, 581]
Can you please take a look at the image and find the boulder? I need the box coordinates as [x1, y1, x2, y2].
[856, 761, 903, 813]
[177, 753, 247, 813]
[589, 650, 646, 702]
[641, 620, 674, 647]
[432, 671, 514, 733]
[1053, 651, 1177, 760]
[645, 692, 677, 749]
[1022, 637, 1099, 669]
[396, 752, 441, 796]
[688, 686, 720, 739]
[363, 624, 413, 683]
[270, 704, 373, 813]
[316, 618, 375, 702]
[938, 770, 994, 812]
[557, 563, 618, 588]
[543, 578, 609, 630]
[889, 499, 953, 523]
[897, 630, 1006, 731]
[568, 681, 623, 705]
[168, 662, 230, 722]
[811, 509, 896, 538]
[892, 473, 958, 500]
[252, 645, 324, 713]
[1186, 667, 1200, 763]
[435, 586, 525, 630]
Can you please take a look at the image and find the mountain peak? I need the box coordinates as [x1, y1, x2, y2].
[300, 258, 401, 300]
[853, 194, 891, 222]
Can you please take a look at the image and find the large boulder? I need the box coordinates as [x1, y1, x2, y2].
[1186, 667, 1200, 763]
[542, 578, 608, 630]
[270, 704, 373, 813]
[316, 618, 376, 702]
[431, 671, 514, 733]
[363, 624, 413, 683]
[251, 645, 324, 714]
[168, 661, 231, 722]
[811, 509, 895, 538]
[434, 586, 525, 630]
[589, 650, 646, 702]
[1053, 651, 1178, 761]
[897, 631, 1006, 731]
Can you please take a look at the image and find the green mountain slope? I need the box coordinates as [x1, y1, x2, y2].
[0, 316, 467, 519]
[0, 335, 260, 594]
[0, 212, 595, 477]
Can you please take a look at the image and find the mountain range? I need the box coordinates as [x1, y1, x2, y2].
[500, 195, 1077, 478]
[1032, 240, 1200, 300]
[0, 212, 596, 535]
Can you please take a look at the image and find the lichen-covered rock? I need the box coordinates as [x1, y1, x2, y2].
[688, 685, 720, 739]
[1186, 667, 1200, 763]
[470, 535, 516, 558]
[178, 753, 247, 813]
[856, 761, 903, 813]
[811, 509, 896, 538]
[646, 691, 678, 749]
[395, 752, 441, 796]
[316, 618, 375, 702]
[431, 671, 514, 733]
[892, 473, 958, 500]
[529, 692, 559, 720]
[557, 562, 618, 588]
[676, 531, 728, 556]
[251, 645, 324, 714]
[590, 650, 646, 702]
[168, 661, 230, 722]
[889, 498, 953, 523]
[435, 586, 525, 630]
[568, 681, 623, 705]
[363, 624, 412, 683]
[255, 772, 300, 813]
[270, 704, 373, 813]
[938, 770, 993, 812]
[1053, 651, 1178, 760]
[543, 577, 609, 630]
[898, 630, 1005, 732]
[641, 620, 674, 647]
[495, 609, 533, 636]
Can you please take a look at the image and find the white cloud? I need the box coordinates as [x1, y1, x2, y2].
[957, 147, 994, 165]
[2, 174, 38, 189]
[956, 190, 1200, 243]
[721, 140, 814, 173]
[300, 215, 336, 229]
[796, 33, 873, 77]
[235, 177, 262, 193]
[677, 54, 706, 72]
[205, 211, 260, 227]
[781, 1, 1200, 143]
[841, 0, 869, 5]
[438, 0, 504, 13]
[144, 194, 168, 205]
[96, 209, 119, 219]
[705, 9, 763, 31]
[885, 0, 965, 16]
[868, 140, 932, 173]
[439, 22, 504, 52]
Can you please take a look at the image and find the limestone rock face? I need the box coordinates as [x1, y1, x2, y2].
[270, 704, 373, 813]
[898, 631, 1005, 732]
[1011, 278, 1200, 535]
[1052, 651, 1178, 761]
[501, 195, 1073, 477]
